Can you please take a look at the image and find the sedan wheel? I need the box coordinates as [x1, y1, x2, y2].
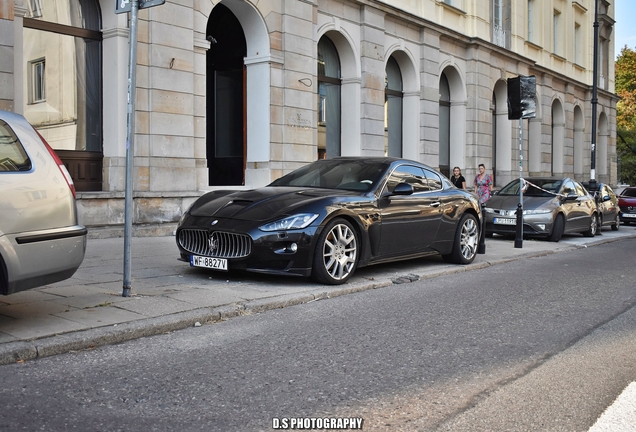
[442, 214, 479, 264]
[312, 219, 359, 285]
[611, 213, 620, 231]
[583, 214, 598, 237]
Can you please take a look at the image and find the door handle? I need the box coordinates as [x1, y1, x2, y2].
[430, 201, 441, 207]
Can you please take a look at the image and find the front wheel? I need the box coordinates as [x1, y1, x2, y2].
[442, 213, 479, 264]
[548, 214, 565, 242]
[312, 218, 359, 285]
[583, 214, 598, 237]
[611, 213, 620, 231]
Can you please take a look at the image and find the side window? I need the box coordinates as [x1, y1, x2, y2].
[385, 165, 429, 194]
[423, 168, 443, 191]
[574, 182, 587, 197]
[561, 180, 576, 196]
[0, 120, 32, 172]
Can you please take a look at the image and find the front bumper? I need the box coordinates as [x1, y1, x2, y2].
[176, 216, 319, 278]
[484, 212, 554, 236]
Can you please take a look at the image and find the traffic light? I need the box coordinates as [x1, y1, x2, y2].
[507, 75, 537, 120]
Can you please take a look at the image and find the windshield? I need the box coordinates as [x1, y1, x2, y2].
[621, 188, 636, 198]
[498, 179, 563, 197]
[269, 159, 389, 192]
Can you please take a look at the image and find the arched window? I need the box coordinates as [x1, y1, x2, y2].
[317, 37, 341, 159]
[23, 0, 102, 191]
[385, 56, 403, 157]
[439, 73, 451, 178]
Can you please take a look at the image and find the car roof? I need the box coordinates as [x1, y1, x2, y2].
[330, 156, 437, 171]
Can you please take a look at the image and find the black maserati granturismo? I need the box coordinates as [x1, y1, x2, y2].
[176, 157, 482, 285]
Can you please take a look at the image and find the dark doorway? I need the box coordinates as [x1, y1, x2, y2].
[207, 5, 247, 186]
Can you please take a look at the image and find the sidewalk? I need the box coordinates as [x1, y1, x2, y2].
[0, 226, 634, 365]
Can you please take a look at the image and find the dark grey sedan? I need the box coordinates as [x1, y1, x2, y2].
[582, 182, 620, 231]
[484, 177, 598, 242]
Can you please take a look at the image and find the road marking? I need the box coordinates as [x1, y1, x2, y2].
[589, 381, 636, 431]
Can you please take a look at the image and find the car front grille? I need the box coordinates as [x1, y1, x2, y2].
[178, 229, 251, 258]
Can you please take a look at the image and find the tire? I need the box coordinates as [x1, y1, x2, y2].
[583, 214, 598, 237]
[312, 218, 359, 285]
[611, 213, 620, 231]
[548, 214, 565, 242]
[442, 213, 479, 264]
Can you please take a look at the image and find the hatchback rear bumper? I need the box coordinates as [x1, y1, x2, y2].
[1, 225, 87, 295]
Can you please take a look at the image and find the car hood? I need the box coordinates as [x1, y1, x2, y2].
[188, 187, 358, 221]
[486, 195, 558, 211]
[618, 196, 636, 205]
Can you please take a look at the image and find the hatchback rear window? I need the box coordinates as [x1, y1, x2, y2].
[0, 120, 32, 172]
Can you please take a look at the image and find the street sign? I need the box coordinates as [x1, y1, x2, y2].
[115, 0, 165, 14]
[115, 0, 131, 14]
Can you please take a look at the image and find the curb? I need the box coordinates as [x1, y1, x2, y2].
[0, 233, 632, 365]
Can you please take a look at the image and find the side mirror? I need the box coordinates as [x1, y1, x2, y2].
[392, 183, 414, 196]
[603, 195, 611, 202]
[564, 193, 578, 201]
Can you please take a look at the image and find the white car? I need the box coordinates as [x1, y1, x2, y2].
[0, 110, 86, 295]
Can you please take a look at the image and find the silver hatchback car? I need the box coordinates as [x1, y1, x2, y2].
[484, 177, 598, 242]
[0, 110, 86, 295]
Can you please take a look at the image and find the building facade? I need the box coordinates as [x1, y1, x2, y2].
[0, 0, 617, 235]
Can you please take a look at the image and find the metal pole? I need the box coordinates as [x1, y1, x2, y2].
[515, 119, 523, 248]
[123, 0, 139, 297]
[589, 0, 599, 189]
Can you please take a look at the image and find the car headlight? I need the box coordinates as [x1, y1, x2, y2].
[484, 207, 496, 214]
[523, 209, 551, 215]
[259, 213, 319, 232]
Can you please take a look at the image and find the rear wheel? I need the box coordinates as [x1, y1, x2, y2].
[548, 214, 565, 242]
[611, 213, 620, 231]
[312, 218, 359, 285]
[442, 213, 479, 264]
[583, 214, 598, 237]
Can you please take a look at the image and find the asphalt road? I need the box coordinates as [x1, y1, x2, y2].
[0, 238, 635, 431]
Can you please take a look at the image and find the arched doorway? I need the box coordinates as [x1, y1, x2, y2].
[207, 4, 247, 185]
[598, 112, 609, 179]
[551, 99, 565, 177]
[492, 81, 512, 186]
[528, 91, 542, 175]
[439, 73, 451, 178]
[317, 36, 341, 159]
[573, 105, 585, 177]
[385, 55, 403, 157]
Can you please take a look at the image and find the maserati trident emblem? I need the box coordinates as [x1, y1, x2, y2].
[208, 235, 218, 253]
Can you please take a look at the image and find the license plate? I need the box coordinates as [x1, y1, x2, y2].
[623, 213, 636, 218]
[493, 217, 517, 225]
[190, 255, 228, 271]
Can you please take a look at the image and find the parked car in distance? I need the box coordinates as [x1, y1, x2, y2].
[0, 110, 87, 295]
[484, 177, 598, 242]
[618, 186, 636, 225]
[176, 157, 481, 285]
[581, 181, 620, 231]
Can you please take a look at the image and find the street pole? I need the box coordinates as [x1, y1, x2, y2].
[589, 0, 599, 192]
[515, 119, 523, 248]
[122, 0, 139, 297]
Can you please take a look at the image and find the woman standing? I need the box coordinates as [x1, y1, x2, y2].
[450, 167, 466, 190]
[473, 163, 493, 204]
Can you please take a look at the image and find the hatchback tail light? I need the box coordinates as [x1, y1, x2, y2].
[35, 130, 77, 199]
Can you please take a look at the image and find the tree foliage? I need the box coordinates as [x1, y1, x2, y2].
[616, 46, 636, 184]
